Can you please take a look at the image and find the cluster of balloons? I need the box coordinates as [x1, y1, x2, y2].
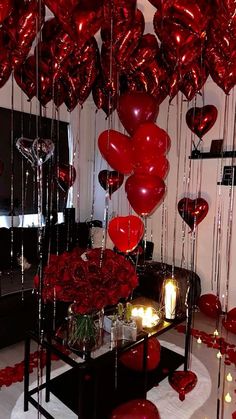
[0, 1, 235, 112]
[98, 91, 170, 218]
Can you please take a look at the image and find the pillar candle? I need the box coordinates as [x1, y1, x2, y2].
[164, 281, 177, 320]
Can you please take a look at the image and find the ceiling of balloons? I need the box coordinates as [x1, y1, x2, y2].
[0, 0, 235, 114]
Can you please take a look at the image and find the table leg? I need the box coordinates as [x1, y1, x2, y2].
[24, 335, 30, 411]
[45, 345, 51, 402]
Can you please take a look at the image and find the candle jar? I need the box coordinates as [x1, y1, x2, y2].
[163, 278, 178, 320]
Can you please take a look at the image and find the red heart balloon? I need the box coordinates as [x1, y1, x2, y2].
[169, 370, 198, 401]
[226, 307, 236, 321]
[120, 337, 161, 372]
[125, 174, 166, 216]
[57, 164, 76, 193]
[98, 130, 133, 175]
[186, 105, 218, 138]
[108, 215, 144, 253]
[222, 319, 236, 335]
[117, 92, 159, 136]
[111, 399, 160, 419]
[198, 294, 222, 318]
[98, 170, 124, 198]
[134, 154, 169, 179]
[178, 197, 209, 230]
[0, 0, 13, 24]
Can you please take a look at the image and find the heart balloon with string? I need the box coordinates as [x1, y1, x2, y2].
[186, 105, 218, 139]
[57, 164, 76, 193]
[178, 197, 209, 230]
[108, 215, 144, 253]
[32, 138, 55, 165]
[98, 170, 124, 198]
[16, 137, 35, 166]
[169, 370, 198, 401]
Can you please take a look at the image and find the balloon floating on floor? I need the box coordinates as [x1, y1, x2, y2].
[198, 293, 222, 318]
[223, 307, 236, 334]
[110, 399, 160, 419]
[169, 370, 198, 401]
[186, 105, 218, 139]
[120, 336, 161, 371]
[98, 170, 124, 198]
[178, 197, 209, 230]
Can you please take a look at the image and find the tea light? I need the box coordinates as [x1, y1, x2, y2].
[164, 280, 177, 320]
[225, 393, 232, 403]
[197, 337, 202, 344]
[213, 329, 219, 337]
[131, 306, 160, 328]
[216, 351, 222, 359]
[226, 373, 233, 382]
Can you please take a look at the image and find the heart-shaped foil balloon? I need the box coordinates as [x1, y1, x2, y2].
[108, 215, 144, 253]
[178, 197, 209, 230]
[57, 164, 76, 193]
[32, 138, 55, 165]
[98, 170, 124, 198]
[186, 105, 218, 139]
[169, 370, 198, 401]
[16, 137, 35, 166]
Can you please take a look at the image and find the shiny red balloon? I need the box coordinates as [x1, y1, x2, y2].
[98, 130, 133, 175]
[108, 215, 144, 253]
[120, 337, 161, 371]
[178, 197, 209, 230]
[125, 174, 166, 216]
[98, 170, 124, 198]
[169, 370, 198, 401]
[57, 164, 76, 193]
[117, 92, 159, 136]
[111, 399, 160, 419]
[0, 0, 13, 24]
[186, 105, 218, 139]
[134, 154, 169, 179]
[198, 294, 222, 318]
[131, 123, 171, 172]
[222, 308, 236, 334]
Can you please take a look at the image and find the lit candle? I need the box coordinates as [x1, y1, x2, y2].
[197, 337, 202, 344]
[226, 373, 233, 382]
[216, 351, 222, 359]
[225, 393, 232, 403]
[131, 306, 160, 328]
[164, 280, 177, 320]
[213, 329, 219, 336]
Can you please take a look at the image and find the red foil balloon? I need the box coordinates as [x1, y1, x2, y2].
[120, 337, 161, 371]
[98, 129, 133, 175]
[57, 164, 76, 193]
[111, 399, 160, 419]
[169, 370, 198, 401]
[0, 0, 13, 24]
[98, 170, 124, 198]
[125, 174, 166, 216]
[117, 92, 159, 136]
[198, 294, 222, 318]
[222, 307, 236, 334]
[178, 197, 209, 230]
[186, 105, 218, 139]
[134, 154, 169, 179]
[108, 215, 144, 253]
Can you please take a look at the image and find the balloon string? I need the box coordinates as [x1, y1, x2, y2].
[10, 73, 14, 276]
[90, 109, 97, 222]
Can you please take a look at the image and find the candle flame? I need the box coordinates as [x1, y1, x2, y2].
[131, 306, 160, 328]
[225, 392, 231, 403]
[226, 373, 233, 382]
[197, 337, 202, 344]
[216, 351, 222, 359]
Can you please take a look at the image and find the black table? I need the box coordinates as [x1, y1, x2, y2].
[24, 316, 185, 419]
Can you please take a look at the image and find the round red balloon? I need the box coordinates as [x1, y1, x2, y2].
[111, 399, 160, 419]
[98, 129, 133, 175]
[131, 123, 171, 172]
[117, 91, 159, 136]
[222, 307, 236, 334]
[108, 215, 144, 253]
[125, 174, 166, 216]
[120, 337, 161, 372]
[198, 294, 222, 318]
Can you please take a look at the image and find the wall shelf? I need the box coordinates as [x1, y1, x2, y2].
[189, 150, 236, 160]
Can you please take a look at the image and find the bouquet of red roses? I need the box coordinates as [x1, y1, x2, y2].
[35, 247, 138, 314]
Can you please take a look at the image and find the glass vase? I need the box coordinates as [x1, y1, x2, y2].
[67, 305, 104, 353]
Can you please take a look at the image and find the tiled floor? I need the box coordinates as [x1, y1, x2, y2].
[0, 311, 235, 419]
